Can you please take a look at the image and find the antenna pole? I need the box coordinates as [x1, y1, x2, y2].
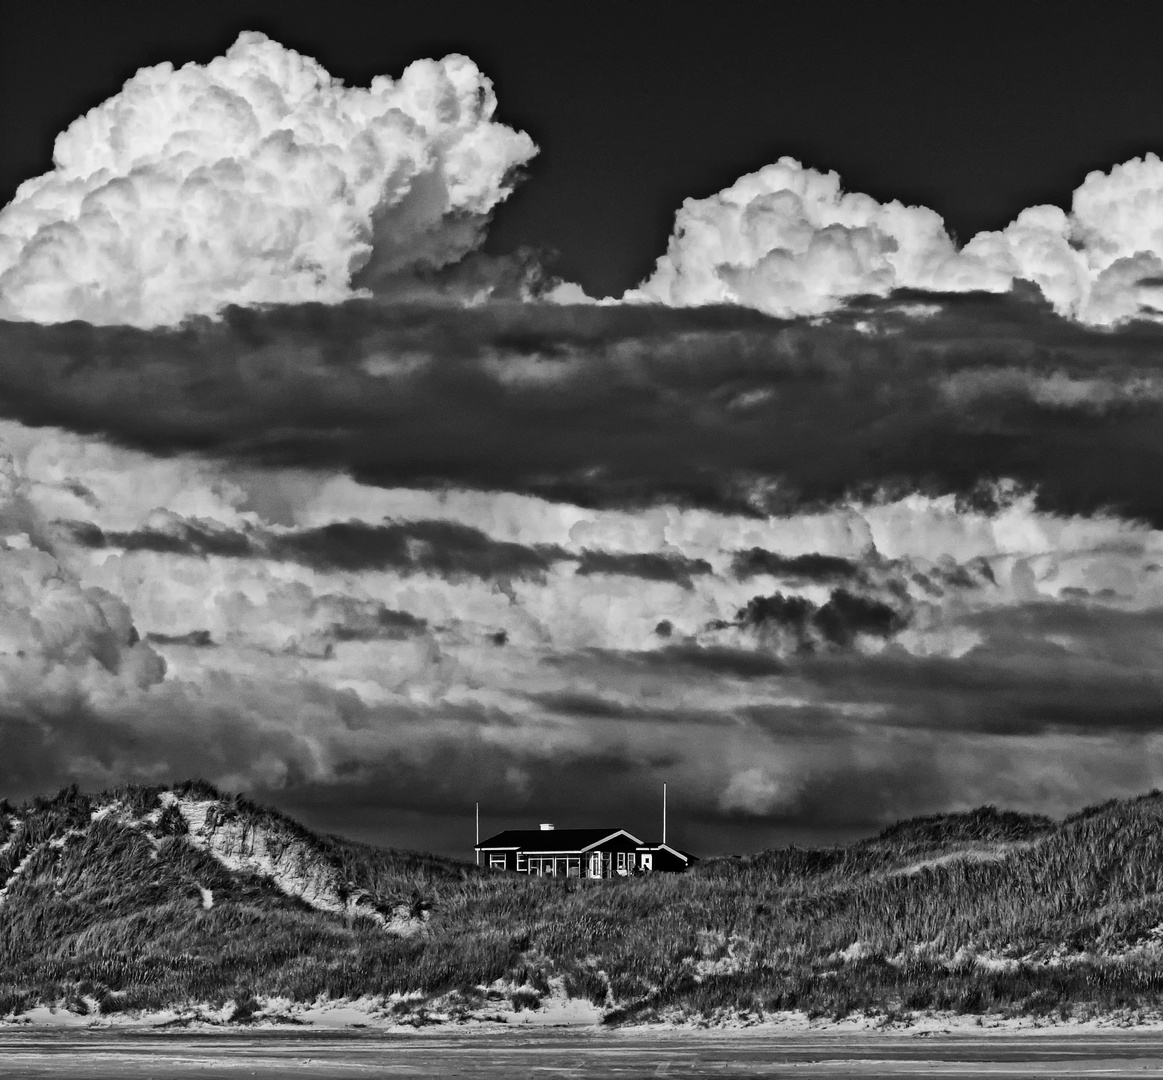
[475, 802, 480, 866]
[663, 782, 667, 846]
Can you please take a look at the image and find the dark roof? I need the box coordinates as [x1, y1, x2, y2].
[476, 828, 642, 851]
[637, 842, 697, 862]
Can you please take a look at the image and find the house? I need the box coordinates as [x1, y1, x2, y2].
[475, 823, 696, 877]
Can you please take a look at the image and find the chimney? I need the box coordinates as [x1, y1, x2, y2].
[539, 823, 554, 831]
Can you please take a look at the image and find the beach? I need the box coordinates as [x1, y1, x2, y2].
[5, 1027, 1163, 1079]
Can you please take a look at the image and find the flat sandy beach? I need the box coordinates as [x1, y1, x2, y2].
[5, 1028, 1163, 1078]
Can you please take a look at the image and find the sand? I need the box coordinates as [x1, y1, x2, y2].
[4, 1028, 1163, 1079]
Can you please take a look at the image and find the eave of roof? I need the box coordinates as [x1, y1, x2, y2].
[476, 827, 644, 852]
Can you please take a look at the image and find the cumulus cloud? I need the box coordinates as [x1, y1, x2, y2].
[634, 158, 957, 316]
[633, 154, 1163, 326]
[0, 457, 165, 705]
[719, 767, 801, 816]
[0, 32, 536, 326]
[10, 30, 1163, 335]
[0, 543, 163, 690]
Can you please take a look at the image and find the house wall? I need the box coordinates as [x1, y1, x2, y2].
[524, 854, 583, 877]
[651, 848, 690, 873]
[485, 850, 515, 871]
[480, 835, 691, 876]
[635, 846, 693, 873]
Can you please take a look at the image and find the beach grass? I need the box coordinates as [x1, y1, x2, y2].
[3, 784, 1163, 1022]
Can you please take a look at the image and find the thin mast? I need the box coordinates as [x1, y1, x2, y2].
[475, 802, 480, 866]
[663, 782, 667, 846]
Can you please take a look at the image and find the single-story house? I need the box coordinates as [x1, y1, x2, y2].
[476, 824, 696, 877]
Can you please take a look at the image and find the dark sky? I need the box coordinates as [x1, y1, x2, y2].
[4, 1, 1163, 297]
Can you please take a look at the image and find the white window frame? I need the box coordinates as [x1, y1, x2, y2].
[640, 853, 652, 871]
[489, 853, 507, 870]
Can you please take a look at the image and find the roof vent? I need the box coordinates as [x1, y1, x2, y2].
[539, 823, 554, 831]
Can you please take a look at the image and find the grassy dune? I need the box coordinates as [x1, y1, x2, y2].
[3, 783, 1163, 1024]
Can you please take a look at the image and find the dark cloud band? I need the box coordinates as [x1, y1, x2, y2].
[62, 515, 716, 587]
[8, 288, 1163, 522]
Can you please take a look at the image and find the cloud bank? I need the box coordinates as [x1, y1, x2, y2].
[634, 155, 1163, 325]
[0, 32, 536, 326]
[6, 292, 1163, 523]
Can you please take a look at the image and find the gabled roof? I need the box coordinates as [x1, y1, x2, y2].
[476, 828, 643, 852]
[636, 842, 696, 863]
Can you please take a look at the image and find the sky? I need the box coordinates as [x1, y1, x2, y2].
[3, 2, 1163, 858]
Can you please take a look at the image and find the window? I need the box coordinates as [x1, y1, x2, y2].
[640, 853, 652, 872]
[616, 852, 627, 873]
[489, 853, 506, 870]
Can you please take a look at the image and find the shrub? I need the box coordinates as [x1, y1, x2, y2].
[230, 993, 261, 1023]
[510, 989, 542, 1011]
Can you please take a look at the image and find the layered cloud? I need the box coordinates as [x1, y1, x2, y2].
[634, 155, 1163, 325]
[2, 414, 1163, 850]
[4, 288, 1163, 852]
[6, 291, 1163, 522]
[0, 32, 536, 326]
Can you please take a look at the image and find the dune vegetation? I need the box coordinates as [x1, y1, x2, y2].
[3, 782, 1163, 1025]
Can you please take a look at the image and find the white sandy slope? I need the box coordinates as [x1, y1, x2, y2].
[161, 794, 429, 934]
[0, 980, 604, 1032]
[2, 793, 429, 930]
[7, 997, 1163, 1035]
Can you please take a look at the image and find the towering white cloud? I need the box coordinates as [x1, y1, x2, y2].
[633, 158, 957, 317]
[0, 32, 536, 327]
[634, 154, 1163, 325]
